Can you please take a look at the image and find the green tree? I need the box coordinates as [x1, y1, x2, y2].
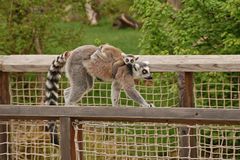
[132, 0, 240, 109]
[132, 0, 240, 55]
[0, 0, 83, 55]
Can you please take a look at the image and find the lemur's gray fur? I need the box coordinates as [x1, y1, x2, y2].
[44, 44, 153, 144]
[45, 44, 153, 107]
[64, 44, 152, 107]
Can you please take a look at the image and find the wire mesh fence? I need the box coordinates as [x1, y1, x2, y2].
[194, 73, 240, 109]
[9, 72, 240, 109]
[1, 72, 240, 159]
[9, 72, 179, 107]
[73, 121, 240, 160]
[0, 120, 60, 160]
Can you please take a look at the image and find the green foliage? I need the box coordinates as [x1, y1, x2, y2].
[132, 0, 240, 55]
[79, 19, 141, 53]
[95, 0, 134, 20]
[132, 0, 240, 108]
[44, 22, 83, 54]
[0, 0, 83, 55]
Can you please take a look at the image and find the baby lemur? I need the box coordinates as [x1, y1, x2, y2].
[90, 44, 139, 78]
[45, 44, 154, 144]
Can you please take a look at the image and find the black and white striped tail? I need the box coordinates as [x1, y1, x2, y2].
[44, 51, 69, 145]
[44, 51, 69, 105]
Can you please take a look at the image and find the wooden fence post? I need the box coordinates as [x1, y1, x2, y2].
[60, 117, 83, 160]
[78, 123, 84, 160]
[71, 120, 83, 160]
[178, 72, 197, 159]
[70, 120, 76, 160]
[0, 72, 10, 160]
[60, 117, 73, 160]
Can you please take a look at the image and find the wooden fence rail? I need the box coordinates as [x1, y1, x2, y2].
[0, 105, 240, 160]
[1, 55, 240, 160]
[1, 55, 240, 72]
[1, 105, 240, 124]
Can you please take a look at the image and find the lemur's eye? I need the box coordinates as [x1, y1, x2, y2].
[142, 69, 148, 74]
[130, 59, 134, 63]
[125, 59, 129, 63]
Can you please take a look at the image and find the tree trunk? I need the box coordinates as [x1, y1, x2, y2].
[167, 0, 181, 10]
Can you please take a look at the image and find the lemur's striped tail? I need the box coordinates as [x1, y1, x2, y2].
[44, 51, 69, 105]
[44, 51, 69, 145]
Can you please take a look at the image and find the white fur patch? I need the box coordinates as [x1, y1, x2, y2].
[46, 80, 53, 89]
[51, 90, 58, 99]
[54, 61, 60, 66]
[143, 61, 149, 65]
[49, 99, 58, 105]
[134, 63, 140, 70]
[47, 72, 52, 79]
[45, 91, 51, 98]
[121, 52, 126, 56]
[49, 65, 56, 71]
[58, 57, 64, 63]
[52, 82, 59, 89]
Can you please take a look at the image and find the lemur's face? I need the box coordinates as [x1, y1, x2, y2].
[123, 55, 139, 65]
[132, 61, 152, 80]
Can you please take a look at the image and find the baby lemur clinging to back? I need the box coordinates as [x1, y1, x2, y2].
[90, 44, 139, 78]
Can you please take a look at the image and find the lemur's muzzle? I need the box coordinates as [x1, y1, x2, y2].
[144, 75, 153, 80]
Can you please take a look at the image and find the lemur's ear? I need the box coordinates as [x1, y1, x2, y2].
[99, 45, 104, 51]
[121, 52, 126, 56]
[63, 51, 70, 59]
[135, 56, 139, 61]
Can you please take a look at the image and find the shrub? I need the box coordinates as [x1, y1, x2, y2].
[132, 0, 240, 55]
[96, 0, 134, 20]
[0, 0, 83, 55]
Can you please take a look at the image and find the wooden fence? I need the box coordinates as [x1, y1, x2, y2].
[0, 106, 240, 160]
[1, 55, 240, 160]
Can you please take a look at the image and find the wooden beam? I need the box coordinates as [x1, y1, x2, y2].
[0, 72, 10, 160]
[2, 55, 240, 72]
[72, 121, 83, 160]
[178, 72, 197, 159]
[140, 55, 240, 72]
[1, 55, 55, 72]
[0, 56, 4, 71]
[70, 119, 77, 160]
[60, 117, 72, 160]
[77, 123, 84, 160]
[0, 106, 240, 125]
[0, 72, 10, 104]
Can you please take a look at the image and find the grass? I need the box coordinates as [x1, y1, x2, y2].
[80, 19, 141, 54]
[50, 19, 141, 54]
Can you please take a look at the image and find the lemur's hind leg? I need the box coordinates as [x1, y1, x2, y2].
[63, 87, 71, 102]
[64, 65, 94, 105]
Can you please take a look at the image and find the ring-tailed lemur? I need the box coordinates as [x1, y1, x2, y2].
[45, 44, 154, 144]
[45, 44, 153, 107]
[64, 44, 153, 107]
